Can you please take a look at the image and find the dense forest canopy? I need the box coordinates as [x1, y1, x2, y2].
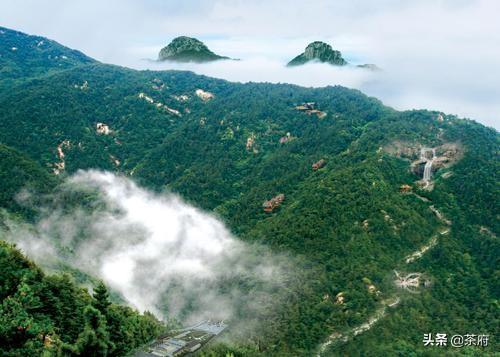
[0, 26, 498, 356]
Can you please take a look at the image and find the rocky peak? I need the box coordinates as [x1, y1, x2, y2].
[158, 36, 229, 63]
[287, 41, 348, 66]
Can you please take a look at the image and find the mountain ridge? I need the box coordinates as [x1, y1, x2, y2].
[0, 26, 94, 85]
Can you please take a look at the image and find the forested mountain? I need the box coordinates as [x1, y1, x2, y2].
[0, 26, 498, 356]
[0, 26, 94, 88]
[0, 240, 165, 356]
[0, 144, 56, 216]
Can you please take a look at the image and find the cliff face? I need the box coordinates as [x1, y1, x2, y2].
[158, 36, 229, 63]
[287, 41, 348, 66]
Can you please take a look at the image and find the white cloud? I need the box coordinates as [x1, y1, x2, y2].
[136, 57, 377, 88]
[5, 171, 290, 326]
[0, 0, 498, 128]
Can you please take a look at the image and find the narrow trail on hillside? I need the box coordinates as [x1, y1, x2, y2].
[317, 203, 451, 356]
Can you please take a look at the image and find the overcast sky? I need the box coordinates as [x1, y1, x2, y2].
[1, 0, 498, 129]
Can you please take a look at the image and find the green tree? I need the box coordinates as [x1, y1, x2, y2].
[92, 282, 110, 315]
[69, 306, 113, 356]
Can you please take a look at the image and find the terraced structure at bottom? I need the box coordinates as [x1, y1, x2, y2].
[138, 320, 227, 356]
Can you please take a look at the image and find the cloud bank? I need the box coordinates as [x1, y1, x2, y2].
[4, 171, 289, 327]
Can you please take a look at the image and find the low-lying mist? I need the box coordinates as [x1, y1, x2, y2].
[132, 56, 500, 130]
[134, 56, 378, 89]
[3, 170, 292, 329]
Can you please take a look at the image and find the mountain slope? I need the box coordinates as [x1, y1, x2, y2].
[0, 240, 164, 356]
[0, 27, 498, 356]
[0, 26, 94, 87]
[333, 115, 499, 356]
[0, 144, 57, 218]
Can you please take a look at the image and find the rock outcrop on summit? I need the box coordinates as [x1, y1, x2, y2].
[158, 36, 229, 63]
[287, 40, 378, 69]
[287, 41, 348, 66]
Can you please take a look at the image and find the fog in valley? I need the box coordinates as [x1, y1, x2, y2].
[3, 171, 292, 330]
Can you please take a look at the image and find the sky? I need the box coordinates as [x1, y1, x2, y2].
[0, 0, 499, 129]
